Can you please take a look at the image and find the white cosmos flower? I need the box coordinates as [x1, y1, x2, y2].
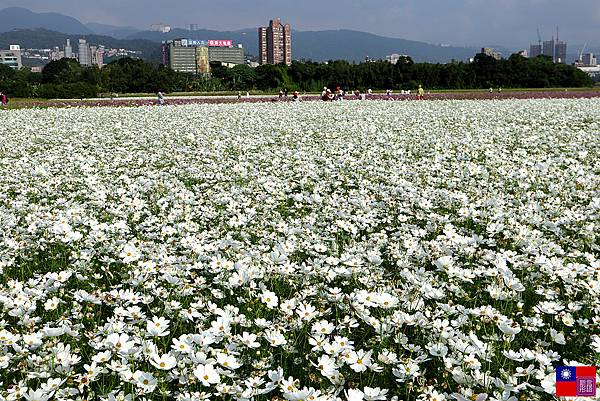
[428, 343, 449, 357]
[363, 387, 388, 401]
[23, 389, 53, 401]
[216, 352, 241, 369]
[260, 290, 279, 309]
[498, 319, 521, 336]
[314, 354, 338, 378]
[42, 327, 65, 338]
[105, 333, 136, 354]
[193, 363, 220, 386]
[434, 255, 454, 270]
[311, 320, 335, 335]
[43, 297, 61, 311]
[23, 333, 43, 349]
[284, 388, 315, 401]
[149, 353, 177, 370]
[239, 331, 260, 348]
[346, 389, 365, 401]
[591, 335, 600, 353]
[120, 243, 141, 263]
[348, 349, 372, 373]
[146, 316, 170, 337]
[550, 329, 566, 345]
[265, 329, 287, 346]
[132, 370, 157, 393]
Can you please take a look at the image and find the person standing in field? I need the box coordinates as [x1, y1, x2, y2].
[157, 90, 165, 106]
[417, 85, 425, 100]
[0, 92, 7, 106]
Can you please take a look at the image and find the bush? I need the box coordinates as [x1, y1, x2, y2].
[37, 82, 98, 99]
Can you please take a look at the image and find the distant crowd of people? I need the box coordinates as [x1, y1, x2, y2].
[320, 85, 427, 101]
[153, 84, 436, 106]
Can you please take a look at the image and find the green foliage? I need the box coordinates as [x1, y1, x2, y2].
[37, 82, 99, 99]
[0, 54, 593, 99]
[42, 58, 85, 84]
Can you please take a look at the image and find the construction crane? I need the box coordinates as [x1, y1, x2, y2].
[537, 28, 542, 47]
[579, 42, 588, 63]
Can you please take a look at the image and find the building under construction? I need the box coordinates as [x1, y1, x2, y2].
[529, 27, 567, 63]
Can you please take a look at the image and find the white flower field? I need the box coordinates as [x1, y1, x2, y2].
[0, 99, 599, 401]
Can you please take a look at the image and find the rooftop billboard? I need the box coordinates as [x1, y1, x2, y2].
[208, 40, 232, 47]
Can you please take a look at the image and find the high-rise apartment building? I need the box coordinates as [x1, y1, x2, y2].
[581, 53, 597, 66]
[258, 27, 268, 65]
[78, 39, 92, 66]
[65, 39, 73, 58]
[554, 41, 567, 64]
[258, 19, 292, 65]
[529, 44, 542, 58]
[529, 28, 567, 63]
[542, 40, 555, 59]
[90, 46, 105, 68]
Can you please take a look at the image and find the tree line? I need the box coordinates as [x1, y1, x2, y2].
[0, 53, 594, 99]
[213, 54, 594, 92]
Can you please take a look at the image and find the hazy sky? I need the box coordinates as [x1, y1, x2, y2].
[1, 0, 598, 46]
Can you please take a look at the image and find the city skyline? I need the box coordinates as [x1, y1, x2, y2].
[0, 0, 598, 47]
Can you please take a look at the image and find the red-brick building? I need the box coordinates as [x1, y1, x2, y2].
[258, 19, 292, 66]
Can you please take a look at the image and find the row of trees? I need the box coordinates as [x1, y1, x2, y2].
[0, 58, 201, 98]
[213, 54, 594, 92]
[0, 54, 594, 99]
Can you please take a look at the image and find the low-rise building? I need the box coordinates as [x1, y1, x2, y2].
[164, 39, 200, 73]
[581, 53, 597, 66]
[209, 44, 244, 65]
[0, 45, 22, 69]
[481, 47, 502, 60]
[386, 53, 410, 64]
[163, 39, 245, 74]
[578, 66, 600, 81]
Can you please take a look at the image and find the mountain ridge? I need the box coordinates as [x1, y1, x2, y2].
[85, 22, 141, 39]
[126, 27, 490, 63]
[0, 7, 486, 62]
[0, 7, 92, 34]
[4, 7, 593, 63]
[0, 29, 161, 62]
